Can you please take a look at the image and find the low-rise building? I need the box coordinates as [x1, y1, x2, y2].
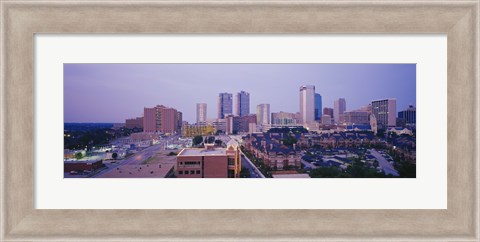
[175, 141, 241, 178]
[243, 132, 302, 170]
[182, 124, 216, 137]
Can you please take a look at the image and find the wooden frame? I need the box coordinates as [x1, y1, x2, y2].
[1, 0, 478, 241]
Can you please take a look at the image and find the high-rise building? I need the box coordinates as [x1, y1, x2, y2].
[371, 98, 397, 128]
[322, 108, 333, 125]
[271, 111, 299, 126]
[314, 93, 322, 121]
[143, 105, 181, 134]
[176, 111, 183, 133]
[343, 111, 370, 125]
[196, 103, 207, 124]
[218, 93, 233, 119]
[256, 104, 270, 125]
[226, 114, 257, 134]
[323, 107, 334, 118]
[143, 107, 157, 132]
[236, 91, 250, 117]
[299, 85, 315, 124]
[334, 98, 346, 123]
[398, 105, 416, 126]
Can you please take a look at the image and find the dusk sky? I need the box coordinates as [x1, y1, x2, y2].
[64, 64, 416, 123]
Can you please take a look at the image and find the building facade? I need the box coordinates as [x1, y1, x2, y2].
[176, 142, 241, 178]
[206, 118, 226, 133]
[371, 98, 397, 128]
[236, 90, 250, 117]
[243, 132, 302, 170]
[182, 124, 216, 137]
[125, 117, 144, 129]
[271, 111, 299, 126]
[143, 105, 181, 134]
[256, 104, 270, 125]
[321, 114, 332, 125]
[143, 107, 157, 132]
[314, 93, 322, 121]
[343, 111, 370, 125]
[398, 105, 416, 126]
[218, 93, 233, 119]
[299, 85, 315, 124]
[196, 103, 207, 124]
[334, 98, 346, 124]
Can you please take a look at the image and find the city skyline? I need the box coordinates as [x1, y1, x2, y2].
[64, 64, 416, 123]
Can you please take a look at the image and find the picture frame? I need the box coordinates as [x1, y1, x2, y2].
[1, 0, 478, 241]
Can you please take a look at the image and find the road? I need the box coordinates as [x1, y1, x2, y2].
[241, 154, 263, 178]
[301, 159, 317, 169]
[368, 149, 399, 176]
[226, 135, 265, 178]
[91, 144, 163, 178]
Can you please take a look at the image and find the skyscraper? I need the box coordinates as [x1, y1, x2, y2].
[314, 93, 322, 121]
[256, 104, 270, 125]
[371, 98, 397, 128]
[236, 91, 250, 117]
[196, 103, 207, 124]
[334, 98, 346, 123]
[299, 85, 315, 124]
[218, 93, 233, 119]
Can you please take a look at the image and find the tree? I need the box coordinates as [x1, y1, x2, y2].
[240, 168, 250, 178]
[207, 136, 215, 144]
[112, 152, 118, 159]
[74, 152, 83, 160]
[214, 140, 223, 146]
[193, 135, 203, 146]
[282, 135, 297, 147]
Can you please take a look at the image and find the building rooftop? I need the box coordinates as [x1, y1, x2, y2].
[178, 147, 227, 156]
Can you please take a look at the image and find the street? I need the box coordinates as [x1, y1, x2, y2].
[91, 144, 164, 177]
[241, 154, 262, 178]
[369, 149, 399, 176]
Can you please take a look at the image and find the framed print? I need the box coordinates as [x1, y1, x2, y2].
[1, 0, 478, 241]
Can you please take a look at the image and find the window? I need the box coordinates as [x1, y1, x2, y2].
[184, 161, 201, 167]
[178, 171, 183, 175]
[190, 170, 195, 174]
[196, 170, 200, 174]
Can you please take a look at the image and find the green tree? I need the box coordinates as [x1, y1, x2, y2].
[281, 135, 297, 147]
[240, 168, 250, 178]
[207, 136, 215, 144]
[193, 135, 203, 146]
[74, 152, 83, 160]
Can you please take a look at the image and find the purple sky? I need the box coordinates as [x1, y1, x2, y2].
[64, 64, 416, 123]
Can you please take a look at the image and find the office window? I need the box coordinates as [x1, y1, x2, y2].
[190, 170, 195, 174]
[196, 170, 200, 174]
[178, 171, 183, 175]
